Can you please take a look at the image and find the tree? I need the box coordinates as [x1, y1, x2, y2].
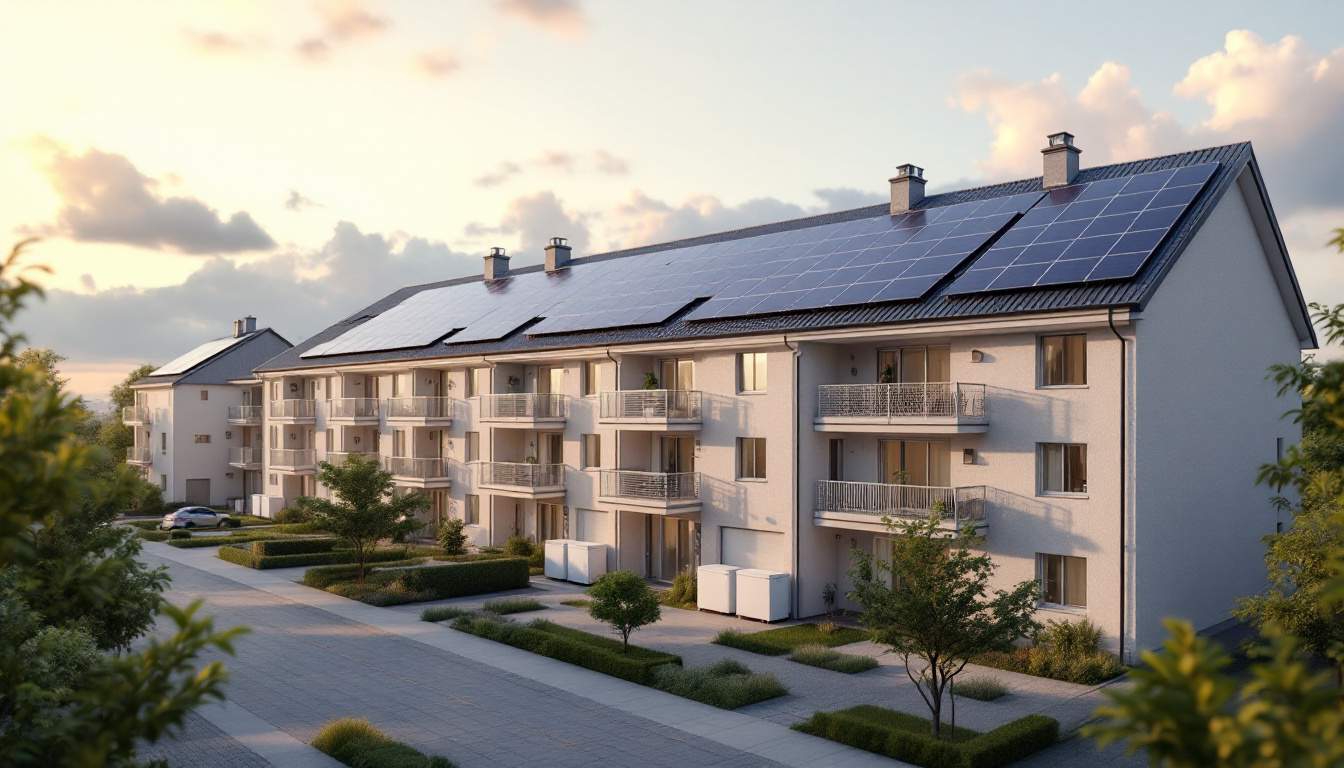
[16, 347, 68, 391]
[295, 454, 428, 582]
[0, 240, 244, 766]
[100, 363, 156, 461]
[438, 517, 467, 556]
[848, 515, 1039, 737]
[587, 570, 661, 652]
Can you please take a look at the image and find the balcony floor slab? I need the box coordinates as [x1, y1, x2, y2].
[812, 417, 987, 435]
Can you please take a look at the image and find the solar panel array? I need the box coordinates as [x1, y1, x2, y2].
[945, 163, 1218, 295]
[151, 334, 250, 376]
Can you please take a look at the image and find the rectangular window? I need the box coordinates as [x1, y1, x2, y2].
[268, 473, 277, 486]
[194, 434, 211, 444]
[737, 437, 766, 479]
[1040, 443, 1087, 495]
[160, 432, 167, 453]
[1038, 553, 1087, 608]
[581, 434, 601, 469]
[269, 424, 278, 446]
[582, 360, 599, 396]
[465, 431, 480, 462]
[160, 474, 167, 490]
[325, 429, 334, 451]
[738, 352, 767, 392]
[464, 494, 480, 525]
[200, 389, 208, 401]
[1040, 334, 1086, 386]
[465, 368, 478, 398]
[393, 430, 407, 457]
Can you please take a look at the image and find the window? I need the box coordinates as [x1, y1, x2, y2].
[393, 429, 407, 457]
[199, 389, 208, 401]
[160, 432, 167, 453]
[737, 437, 766, 479]
[1038, 554, 1087, 608]
[465, 431, 480, 462]
[465, 368, 478, 397]
[464, 494, 480, 525]
[160, 474, 167, 490]
[269, 424, 279, 446]
[582, 360, 599, 396]
[738, 352, 767, 392]
[194, 434, 211, 444]
[1040, 334, 1086, 386]
[325, 429, 334, 451]
[581, 434, 601, 469]
[269, 473, 277, 486]
[1040, 443, 1087, 495]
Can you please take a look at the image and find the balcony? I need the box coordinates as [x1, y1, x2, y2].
[598, 390, 703, 431]
[226, 405, 262, 425]
[326, 397, 380, 424]
[384, 456, 452, 489]
[122, 405, 150, 425]
[478, 393, 566, 427]
[126, 445, 153, 465]
[324, 450, 379, 468]
[813, 480, 986, 534]
[269, 448, 316, 473]
[478, 461, 565, 499]
[228, 446, 262, 469]
[269, 399, 316, 423]
[385, 396, 454, 425]
[814, 382, 988, 434]
[596, 469, 701, 515]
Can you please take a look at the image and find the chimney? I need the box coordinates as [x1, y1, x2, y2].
[889, 164, 926, 214]
[232, 318, 245, 338]
[484, 246, 510, 281]
[1041, 132, 1081, 188]
[544, 237, 571, 273]
[244, 315, 257, 334]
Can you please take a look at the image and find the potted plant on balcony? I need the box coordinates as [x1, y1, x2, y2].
[879, 364, 896, 384]
[641, 372, 660, 417]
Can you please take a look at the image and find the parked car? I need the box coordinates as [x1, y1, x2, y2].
[160, 506, 235, 530]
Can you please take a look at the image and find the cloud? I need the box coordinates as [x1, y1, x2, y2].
[31, 143, 275, 254]
[593, 149, 629, 175]
[285, 189, 320, 211]
[535, 150, 576, 172]
[183, 29, 255, 54]
[495, 0, 585, 37]
[296, 0, 390, 61]
[474, 161, 523, 188]
[465, 191, 590, 256]
[79, 274, 96, 293]
[414, 49, 462, 78]
[472, 150, 628, 187]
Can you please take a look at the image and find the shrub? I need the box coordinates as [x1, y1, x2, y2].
[961, 715, 1058, 768]
[273, 507, 310, 524]
[528, 548, 544, 568]
[954, 676, 1008, 702]
[789, 644, 879, 674]
[713, 623, 868, 656]
[315, 558, 530, 605]
[588, 570, 661, 652]
[220, 544, 413, 570]
[312, 717, 453, 768]
[134, 528, 170, 542]
[482, 597, 545, 615]
[223, 517, 242, 528]
[651, 659, 787, 709]
[660, 568, 697, 607]
[420, 606, 472, 623]
[792, 706, 1057, 768]
[166, 532, 273, 548]
[438, 518, 467, 556]
[168, 529, 191, 540]
[301, 559, 424, 588]
[452, 615, 680, 685]
[974, 619, 1125, 685]
[504, 535, 534, 558]
[269, 521, 326, 534]
[560, 599, 591, 608]
[434, 551, 510, 563]
[250, 537, 339, 556]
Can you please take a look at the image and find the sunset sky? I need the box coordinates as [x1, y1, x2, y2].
[4, 1, 1343, 401]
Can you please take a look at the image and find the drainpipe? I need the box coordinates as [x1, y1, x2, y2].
[1108, 307, 1128, 664]
[783, 335, 801, 618]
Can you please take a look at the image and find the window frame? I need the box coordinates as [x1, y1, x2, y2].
[737, 352, 768, 394]
[464, 494, 480, 526]
[1037, 553, 1088, 609]
[582, 360, 599, 397]
[736, 437, 767, 480]
[1038, 442, 1087, 497]
[581, 433, 601, 469]
[465, 431, 480, 463]
[1038, 333, 1088, 388]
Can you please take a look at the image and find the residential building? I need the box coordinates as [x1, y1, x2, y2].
[126, 316, 291, 509]
[251, 136, 1313, 662]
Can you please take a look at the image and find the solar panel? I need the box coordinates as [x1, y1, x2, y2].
[944, 162, 1218, 295]
[151, 334, 250, 376]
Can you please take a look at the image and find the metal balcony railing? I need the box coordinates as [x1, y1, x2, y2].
[324, 451, 378, 468]
[480, 461, 564, 488]
[385, 396, 454, 419]
[599, 390, 703, 420]
[384, 456, 450, 478]
[599, 470, 701, 500]
[227, 405, 263, 422]
[269, 448, 315, 468]
[122, 405, 150, 424]
[816, 382, 987, 422]
[268, 399, 316, 419]
[229, 447, 262, 465]
[126, 445, 153, 463]
[327, 397, 380, 419]
[815, 481, 986, 525]
[479, 393, 567, 420]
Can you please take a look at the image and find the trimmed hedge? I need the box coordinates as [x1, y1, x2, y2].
[301, 559, 424, 588]
[135, 528, 170, 542]
[308, 558, 531, 606]
[218, 544, 412, 570]
[168, 529, 191, 540]
[251, 537, 338, 556]
[793, 705, 1058, 768]
[452, 615, 680, 685]
[167, 531, 275, 549]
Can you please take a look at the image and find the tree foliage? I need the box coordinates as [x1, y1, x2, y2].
[587, 570, 661, 651]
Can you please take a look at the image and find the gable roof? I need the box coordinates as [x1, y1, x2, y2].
[256, 141, 1314, 373]
[135, 328, 293, 387]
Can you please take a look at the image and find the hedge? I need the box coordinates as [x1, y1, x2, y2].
[302, 559, 424, 589]
[250, 537, 338, 556]
[792, 706, 1058, 768]
[452, 615, 680, 685]
[135, 529, 170, 542]
[396, 558, 529, 598]
[166, 531, 276, 549]
[312, 718, 453, 768]
[218, 544, 412, 570]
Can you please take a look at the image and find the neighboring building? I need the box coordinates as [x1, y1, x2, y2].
[251, 136, 1314, 662]
[125, 317, 291, 509]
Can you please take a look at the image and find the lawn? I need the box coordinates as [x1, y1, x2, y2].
[713, 623, 868, 656]
[788, 644, 879, 674]
[482, 597, 545, 615]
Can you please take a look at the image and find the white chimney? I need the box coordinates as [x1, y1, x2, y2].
[232, 319, 245, 338]
[544, 237, 571, 273]
[889, 164, 926, 214]
[1041, 132, 1081, 188]
[484, 246, 510, 281]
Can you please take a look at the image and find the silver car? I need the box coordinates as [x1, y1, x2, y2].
[160, 506, 233, 530]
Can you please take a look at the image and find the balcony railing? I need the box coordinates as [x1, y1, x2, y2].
[479, 393, 567, 420]
[599, 390, 703, 421]
[268, 399, 316, 419]
[385, 396, 454, 420]
[384, 456, 450, 478]
[325, 450, 378, 468]
[229, 447, 262, 465]
[269, 448, 315, 468]
[480, 461, 564, 488]
[122, 405, 150, 424]
[227, 405, 263, 422]
[599, 469, 700, 501]
[327, 397, 380, 419]
[815, 481, 986, 526]
[816, 382, 987, 422]
[126, 445, 152, 464]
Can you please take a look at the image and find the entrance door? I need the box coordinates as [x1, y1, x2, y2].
[658, 517, 691, 581]
[185, 479, 210, 505]
[828, 439, 845, 481]
[658, 358, 693, 390]
[538, 366, 564, 395]
[658, 435, 693, 473]
[537, 503, 564, 542]
[877, 346, 952, 383]
[541, 433, 563, 464]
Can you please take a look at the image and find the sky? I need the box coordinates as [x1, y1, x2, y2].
[3, 0, 1343, 403]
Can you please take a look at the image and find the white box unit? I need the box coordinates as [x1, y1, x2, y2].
[544, 539, 571, 580]
[566, 541, 608, 585]
[697, 564, 740, 614]
[735, 569, 790, 622]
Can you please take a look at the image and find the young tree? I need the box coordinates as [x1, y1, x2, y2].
[438, 517, 467, 556]
[99, 363, 156, 460]
[295, 454, 428, 582]
[587, 570, 661, 652]
[849, 515, 1039, 737]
